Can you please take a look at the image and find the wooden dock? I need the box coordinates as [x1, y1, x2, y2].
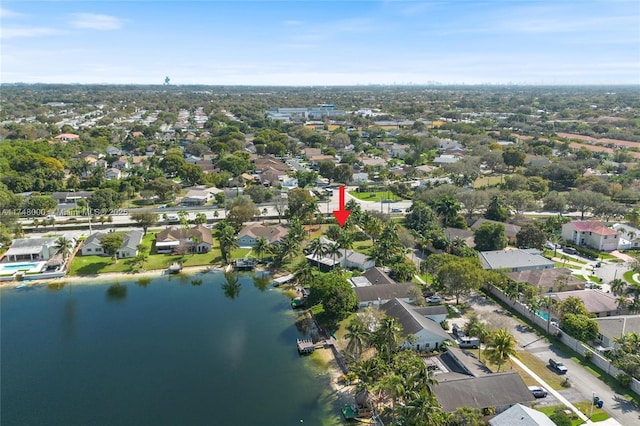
[296, 339, 317, 354]
[233, 258, 256, 271]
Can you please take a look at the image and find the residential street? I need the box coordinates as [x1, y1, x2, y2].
[465, 293, 640, 425]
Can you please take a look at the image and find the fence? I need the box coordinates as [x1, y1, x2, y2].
[487, 285, 640, 395]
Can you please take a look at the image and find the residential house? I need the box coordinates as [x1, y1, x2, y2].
[507, 268, 583, 293]
[390, 144, 409, 158]
[361, 267, 395, 285]
[52, 191, 93, 204]
[106, 146, 123, 156]
[303, 147, 322, 157]
[155, 225, 212, 254]
[594, 315, 640, 348]
[444, 227, 476, 248]
[305, 237, 374, 272]
[413, 305, 449, 324]
[479, 249, 554, 272]
[3, 237, 60, 262]
[489, 403, 556, 426]
[181, 187, 222, 206]
[353, 283, 417, 308]
[471, 218, 521, 245]
[112, 156, 129, 170]
[612, 223, 640, 250]
[433, 154, 461, 164]
[438, 140, 464, 151]
[350, 172, 369, 184]
[54, 133, 80, 142]
[237, 223, 288, 247]
[81, 230, 143, 259]
[360, 157, 387, 168]
[381, 298, 452, 351]
[434, 372, 534, 414]
[549, 289, 627, 318]
[307, 154, 335, 166]
[105, 168, 122, 180]
[561, 221, 620, 252]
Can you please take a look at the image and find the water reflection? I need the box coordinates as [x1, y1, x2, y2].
[191, 278, 203, 286]
[106, 283, 127, 301]
[222, 271, 241, 300]
[252, 274, 271, 292]
[136, 277, 151, 287]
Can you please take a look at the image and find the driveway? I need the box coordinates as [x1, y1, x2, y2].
[465, 293, 640, 425]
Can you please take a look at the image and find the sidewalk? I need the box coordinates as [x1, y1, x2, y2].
[509, 354, 591, 423]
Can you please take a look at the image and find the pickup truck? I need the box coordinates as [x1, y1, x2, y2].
[549, 358, 568, 374]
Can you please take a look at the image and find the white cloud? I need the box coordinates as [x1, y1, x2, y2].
[0, 7, 26, 18]
[1, 26, 61, 39]
[69, 13, 125, 30]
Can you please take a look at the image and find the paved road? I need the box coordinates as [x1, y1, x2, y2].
[466, 293, 640, 425]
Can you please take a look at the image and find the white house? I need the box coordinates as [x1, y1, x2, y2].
[81, 231, 143, 259]
[561, 221, 620, 252]
[105, 168, 122, 180]
[612, 223, 640, 250]
[381, 298, 452, 352]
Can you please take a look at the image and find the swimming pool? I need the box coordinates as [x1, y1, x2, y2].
[535, 310, 549, 321]
[0, 262, 44, 273]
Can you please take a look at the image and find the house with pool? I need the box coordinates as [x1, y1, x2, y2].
[0, 237, 74, 281]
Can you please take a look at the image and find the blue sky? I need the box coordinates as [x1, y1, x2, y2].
[2, 1, 639, 85]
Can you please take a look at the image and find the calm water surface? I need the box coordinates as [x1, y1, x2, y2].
[1, 273, 343, 426]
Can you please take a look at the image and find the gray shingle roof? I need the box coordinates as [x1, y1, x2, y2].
[354, 283, 416, 304]
[361, 267, 395, 285]
[434, 372, 534, 412]
[594, 315, 640, 341]
[380, 298, 451, 340]
[471, 218, 521, 238]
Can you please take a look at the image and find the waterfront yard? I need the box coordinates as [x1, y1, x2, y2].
[68, 230, 252, 275]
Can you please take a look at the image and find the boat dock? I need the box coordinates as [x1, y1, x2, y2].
[233, 259, 256, 271]
[296, 339, 317, 354]
[167, 262, 183, 274]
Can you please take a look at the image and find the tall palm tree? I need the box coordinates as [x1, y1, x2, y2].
[468, 320, 489, 361]
[434, 195, 461, 227]
[610, 278, 626, 296]
[305, 238, 327, 267]
[293, 260, 314, 288]
[254, 237, 269, 263]
[344, 318, 370, 361]
[54, 236, 74, 261]
[215, 224, 238, 265]
[337, 230, 354, 264]
[485, 328, 517, 372]
[325, 242, 341, 268]
[375, 316, 403, 364]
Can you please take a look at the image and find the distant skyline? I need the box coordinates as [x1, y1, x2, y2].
[1, 1, 639, 86]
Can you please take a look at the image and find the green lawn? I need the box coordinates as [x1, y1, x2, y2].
[623, 269, 638, 284]
[515, 350, 566, 390]
[473, 175, 503, 188]
[348, 191, 404, 202]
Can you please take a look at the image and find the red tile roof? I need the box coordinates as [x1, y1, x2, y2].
[571, 221, 619, 236]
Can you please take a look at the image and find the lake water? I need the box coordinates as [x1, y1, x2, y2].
[1, 272, 343, 426]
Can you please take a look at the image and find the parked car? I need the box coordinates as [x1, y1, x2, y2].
[391, 208, 402, 213]
[458, 337, 480, 349]
[426, 295, 442, 304]
[563, 247, 577, 255]
[549, 358, 568, 374]
[528, 386, 548, 398]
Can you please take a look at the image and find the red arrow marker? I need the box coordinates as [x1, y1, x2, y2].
[333, 186, 351, 227]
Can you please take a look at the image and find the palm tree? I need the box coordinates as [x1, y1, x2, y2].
[254, 237, 269, 263]
[610, 278, 626, 296]
[468, 321, 489, 361]
[434, 195, 461, 227]
[485, 328, 517, 372]
[293, 260, 314, 288]
[337, 230, 354, 264]
[379, 372, 405, 420]
[215, 224, 238, 265]
[54, 236, 74, 261]
[344, 318, 370, 361]
[326, 242, 341, 269]
[375, 316, 403, 364]
[305, 238, 327, 267]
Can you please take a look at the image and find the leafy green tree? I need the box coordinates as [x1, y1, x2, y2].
[433, 195, 461, 227]
[484, 195, 509, 222]
[516, 222, 546, 249]
[22, 195, 57, 213]
[100, 233, 124, 262]
[473, 222, 507, 251]
[502, 147, 525, 171]
[436, 257, 484, 304]
[227, 195, 259, 230]
[562, 313, 599, 342]
[450, 406, 485, 426]
[88, 188, 124, 211]
[306, 272, 357, 329]
[566, 190, 606, 220]
[130, 210, 158, 236]
[145, 177, 181, 202]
